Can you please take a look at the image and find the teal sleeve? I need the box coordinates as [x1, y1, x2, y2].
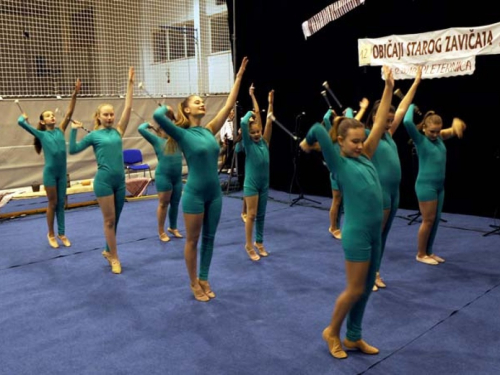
[305, 123, 340, 175]
[153, 106, 184, 142]
[323, 110, 332, 131]
[17, 116, 43, 137]
[240, 111, 254, 149]
[403, 104, 423, 146]
[138, 123, 160, 147]
[345, 108, 354, 119]
[69, 128, 92, 154]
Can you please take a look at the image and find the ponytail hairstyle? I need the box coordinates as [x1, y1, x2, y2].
[417, 110, 442, 132]
[92, 103, 114, 130]
[165, 96, 194, 154]
[34, 112, 49, 154]
[329, 116, 364, 143]
[365, 99, 396, 129]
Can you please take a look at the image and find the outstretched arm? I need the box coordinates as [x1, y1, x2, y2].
[323, 109, 337, 131]
[354, 98, 370, 122]
[403, 103, 425, 146]
[206, 57, 248, 135]
[391, 65, 422, 135]
[138, 122, 161, 146]
[363, 66, 394, 159]
[60, 78, 81, 132]
[249, 83, 262, 128]
[17, 115, 42, 137]
[69, 121, 92, 154]
[153, 105, 185, 142]
[263, 90, 274, 144]
[440, 117, 467, 140]
[300, 123, 340, 175]
[116, 67, 135, 137]
[240, 111, 254, 149]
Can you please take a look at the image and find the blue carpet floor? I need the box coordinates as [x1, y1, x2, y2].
[0, 187, 499, 375]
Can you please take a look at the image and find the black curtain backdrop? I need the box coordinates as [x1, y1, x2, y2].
[227, 0, 500, 218]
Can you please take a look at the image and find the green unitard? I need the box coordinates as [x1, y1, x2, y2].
[365, 128, 401, 272]
[404, 104, 446, 255]
[241, 111, 270, 244]
[138, 123, 183, 229]
[17, 115, 68, 235]
[306, 123, 382, 342]
[69, 127, 126, 252]
[153, 106, 221, 281]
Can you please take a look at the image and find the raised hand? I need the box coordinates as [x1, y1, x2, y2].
[249, 83, 255, 97]
[383, 65, 394, 89]
[71, 120, 83, 129]
[75, 78, 82, 93]
[359, 97, 369, 110]
[452, 118, 466, 138]
[268, 89, 274, 104]
[237, 57, 249, 79]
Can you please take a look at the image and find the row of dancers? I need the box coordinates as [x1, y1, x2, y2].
[16, 59, 467, 359]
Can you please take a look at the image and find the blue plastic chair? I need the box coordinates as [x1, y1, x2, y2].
[123, 149, 152, 178]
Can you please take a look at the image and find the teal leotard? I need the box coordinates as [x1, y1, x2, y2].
[153, 106, 221, 280]
[69, 127, 126, 252]
[366, 128, 401, 272]
[138, 123, 183, 229]
[17, 116, 68, 235]
[241, 111, 270, 243]
[306, 122, 382, 342]
[404, 104, 446, 255]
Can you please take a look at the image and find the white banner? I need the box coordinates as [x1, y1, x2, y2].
[302, 0, 365, 39]
[384, 57, 476, 80]
[358, 21, 500, 66]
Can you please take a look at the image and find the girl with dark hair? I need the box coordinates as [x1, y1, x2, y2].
[17, 78, 81, 248]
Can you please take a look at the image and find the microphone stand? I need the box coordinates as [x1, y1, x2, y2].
[289, 113, 321, 207]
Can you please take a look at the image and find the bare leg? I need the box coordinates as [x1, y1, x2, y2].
[244, 195, 260, 261]
[157, 190, 172, 241]
[416, 200, 438, 265]
[183, 212, 208, 301]
[97, 195, 122, 274]
[241, 199, 247, 222]
[323, 260, 370, 358]
[329, 189, 342, 239]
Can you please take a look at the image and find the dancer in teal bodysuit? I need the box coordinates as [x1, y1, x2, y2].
[300, 67, 394, 359]
[138, 116, 183, 242]
[17, 78, 81, 249]
[235, 135, 247, 223]
[322, 101, 369, 240]
[69, 67, 135, 274]
[153, 57, 248, 302]
[403, 103, 466, 265]
[323, 109, 343, 240]
[365, 66, 422, 289]
[240, 88, 274, 261]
